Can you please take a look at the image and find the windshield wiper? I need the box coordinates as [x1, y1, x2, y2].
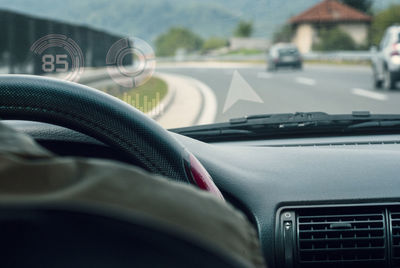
[170, 111, 400, 142]
[348, 120, 400, 129]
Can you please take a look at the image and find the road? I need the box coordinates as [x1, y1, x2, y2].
[157, 63, 400, 124]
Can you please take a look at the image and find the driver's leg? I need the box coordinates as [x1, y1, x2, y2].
[0, 122, 266, 267]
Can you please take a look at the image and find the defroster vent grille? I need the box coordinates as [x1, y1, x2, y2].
[297, 209, 386, 266]
[390, 209, 400, 267]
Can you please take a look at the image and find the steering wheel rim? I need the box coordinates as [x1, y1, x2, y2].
[0, 75, 190, 182]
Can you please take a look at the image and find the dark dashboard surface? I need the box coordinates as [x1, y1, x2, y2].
[4, 121, 400, 268]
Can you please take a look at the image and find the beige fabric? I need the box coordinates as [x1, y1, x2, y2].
[0, 122, 265, 267]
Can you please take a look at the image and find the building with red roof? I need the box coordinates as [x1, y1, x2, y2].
[289, 0, 372, 53]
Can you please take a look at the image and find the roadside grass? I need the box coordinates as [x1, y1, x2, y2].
[102, 77, 168, 114]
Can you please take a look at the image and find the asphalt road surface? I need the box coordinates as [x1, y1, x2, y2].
[157, 64, 400, 124]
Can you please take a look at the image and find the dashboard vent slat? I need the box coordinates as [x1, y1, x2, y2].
[297, 209, 386, 266]
[389, 209, 400, 266]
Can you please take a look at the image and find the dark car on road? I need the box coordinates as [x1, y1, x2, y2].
[267, 43, 302, 71]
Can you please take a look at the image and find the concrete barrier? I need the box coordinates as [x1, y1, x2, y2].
[156, 50, 373, 63]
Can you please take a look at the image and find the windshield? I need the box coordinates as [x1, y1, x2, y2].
[279, 48, 299, 56]
[1, 0, 400, 129]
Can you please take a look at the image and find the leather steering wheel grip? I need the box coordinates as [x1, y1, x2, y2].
[0, 75, 188, 182]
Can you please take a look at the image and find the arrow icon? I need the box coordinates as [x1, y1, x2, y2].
[223, 70, 264, 113]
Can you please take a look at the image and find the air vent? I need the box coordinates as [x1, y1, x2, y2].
[390, 209, 400, 267]
[297, 208, 386, 267]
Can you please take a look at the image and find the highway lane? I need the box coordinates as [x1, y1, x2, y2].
[157, 63, 400, 124]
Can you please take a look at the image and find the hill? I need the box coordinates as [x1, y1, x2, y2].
[0, 0, 397, 43]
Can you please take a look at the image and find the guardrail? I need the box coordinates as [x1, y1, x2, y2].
[156, 54, 266, 62]
[156, 50, 373, 63]
[0, 9, 128, 75]
[302, 51, 372, 61]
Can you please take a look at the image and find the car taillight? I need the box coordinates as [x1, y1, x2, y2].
[184, 153, 224, 200]
[391, 43, 400, 56]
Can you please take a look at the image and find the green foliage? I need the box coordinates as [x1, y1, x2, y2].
[155, 27, 203, 56]
[202, 37, 228, 52]
[339, 0, 372, 14]
[102, 77, 168, 113]
[313, 27, 356, 51]
[234, 20, 253, 37]
[371, 4, 400, 45]
[273, 24, 294, 43]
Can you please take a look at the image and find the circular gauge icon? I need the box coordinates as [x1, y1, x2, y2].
[30, 34, 84, 82]
[106, 37, 155, 88]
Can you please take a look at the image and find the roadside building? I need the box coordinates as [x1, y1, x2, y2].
[289, 0, 372, 53]
[229, 37, 270, 51]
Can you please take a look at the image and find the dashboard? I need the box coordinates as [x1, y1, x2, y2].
[5, 120, 400, 268]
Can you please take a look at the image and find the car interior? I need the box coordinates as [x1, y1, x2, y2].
[1, 75, 400, 268]
[1, 0, 400, 267]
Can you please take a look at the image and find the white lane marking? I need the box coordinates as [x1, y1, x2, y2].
[295, 77, 316, 86]
[257, 72, 272, 79]
[351, 88, 388, 101]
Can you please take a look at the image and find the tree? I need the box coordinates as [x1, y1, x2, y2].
[371, 4, 400, 45]
[233, 20, 253, 37]
[273, 24, 294, 43]
[155, 27, 203, 57]
[313, 27, 356, 51]
[339, 0, 373, 14]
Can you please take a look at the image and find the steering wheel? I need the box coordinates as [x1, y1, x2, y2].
[0, 75, 222, 197]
